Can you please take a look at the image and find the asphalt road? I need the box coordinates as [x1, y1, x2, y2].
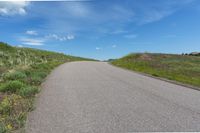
[26, 61, 200, 132]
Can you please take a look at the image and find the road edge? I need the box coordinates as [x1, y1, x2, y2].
[108, 62, 200, 91]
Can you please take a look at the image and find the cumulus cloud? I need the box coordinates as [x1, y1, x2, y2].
[46, 34, 75, 41]
[20, 38, 45, 46]
[26, 30, 38, 35]
[0, 1, 29, 16]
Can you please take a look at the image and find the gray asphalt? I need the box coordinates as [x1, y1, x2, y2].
[26, 61, 200, 132]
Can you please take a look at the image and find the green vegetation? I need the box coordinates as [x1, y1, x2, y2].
[111, 53, 200, 88]
[0, 80, 25, 93]
[0, 42, 92, 132]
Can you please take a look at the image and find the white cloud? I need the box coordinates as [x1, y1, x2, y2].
[112, 45, 117, 48]
[124, 34, 138, 39]
[95, 47, 101, 50]
[62, 2, 90, 17]
[137, 0, 196, 24]
[46, 34, 75, 41]
[0, 1, 29, 16]
[26, 30, 38, 35]
[140, 10, 173, 24]
[20, 38, 45, 46]
[66, 35, 75, 40]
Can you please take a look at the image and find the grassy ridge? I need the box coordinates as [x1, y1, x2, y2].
[111, 53, 200, 88]
[0, 42, 91, 132]
[0, 42, 90, 75]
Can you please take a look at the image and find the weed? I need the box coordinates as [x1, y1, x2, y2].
[0, 81, 25, 93]
[0, 94, 33, 131]
[29, 75, 43, 86]
[0, 123, 7, 133]
[18, 86, 39, 97]
[3, 71, 27, 81]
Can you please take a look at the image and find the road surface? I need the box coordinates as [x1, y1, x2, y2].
[26, 61, 200, 132]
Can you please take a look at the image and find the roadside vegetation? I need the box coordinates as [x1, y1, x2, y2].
[111, 53, 200, 88]
[0, 42, 91, 132]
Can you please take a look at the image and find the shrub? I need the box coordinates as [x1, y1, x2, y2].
[3, 71, 27, 81]
[0, 80, 25, 93]
[18, 86, 39, 97]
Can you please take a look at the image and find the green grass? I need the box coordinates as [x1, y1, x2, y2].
[3, 71, 27, 81]
[111, 53, 200, 88]
[0, 80, 25, 93]
[0, 42, 93, 132]
[18, 86, 39, 98]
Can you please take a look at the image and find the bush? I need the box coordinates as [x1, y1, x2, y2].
[3, 71, 27, 81]
[18, 86, 39, 97]
[0, 80, 25, 93]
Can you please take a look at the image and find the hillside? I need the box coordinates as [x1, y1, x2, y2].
[111, 53, 200, 88]
[0, 42, 91, 76]
[0, 42, 92, 132]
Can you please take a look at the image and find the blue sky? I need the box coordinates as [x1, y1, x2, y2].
[0, 0, 200, 60]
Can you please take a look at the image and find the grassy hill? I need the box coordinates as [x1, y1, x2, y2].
[111, 53, 200, 88]
[0, 42, 92, 132]
[0, 42, 91, 75]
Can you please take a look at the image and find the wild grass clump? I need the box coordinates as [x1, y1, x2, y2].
[0, 80, 25, 93]
[18, 86, 39, 97]
[0, 123, 7, 133]
[3, 71, 27, 81]
[29, 75, 43, 86]
[0, 94, 33, 132]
